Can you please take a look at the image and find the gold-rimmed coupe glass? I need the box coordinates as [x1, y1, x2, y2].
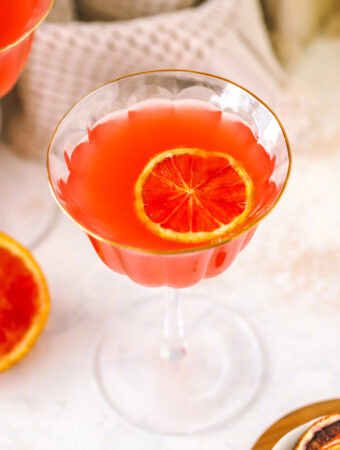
[0, 0, 56, 248]
[48, 70, 291, 434]
[0, 0, 54, 97]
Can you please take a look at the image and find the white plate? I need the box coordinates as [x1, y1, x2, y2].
[273, 418, 322, 449]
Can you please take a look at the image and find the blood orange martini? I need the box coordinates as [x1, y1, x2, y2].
[48, 70, 291, 433]
[0, 0, 53, 98]
[0, 0, 55, 248]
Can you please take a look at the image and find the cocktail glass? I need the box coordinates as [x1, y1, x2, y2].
[0, 0, 53, 97]
[0, 0, 56, 248]
[47, 70, 291, 434]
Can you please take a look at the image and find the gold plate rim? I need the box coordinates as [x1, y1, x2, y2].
[253, 399, 340, 449]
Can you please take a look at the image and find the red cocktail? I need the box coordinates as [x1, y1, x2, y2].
[48, 71, 291, 433]
[0, 0, 53, 97]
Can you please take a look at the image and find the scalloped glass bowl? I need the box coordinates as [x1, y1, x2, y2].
[48, 70, 291, 288]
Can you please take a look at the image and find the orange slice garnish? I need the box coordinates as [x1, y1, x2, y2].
[0, 232, 50, 372]
[135, 148, 254, 243]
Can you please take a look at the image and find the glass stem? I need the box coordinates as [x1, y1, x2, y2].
[161, 288, 186, 361]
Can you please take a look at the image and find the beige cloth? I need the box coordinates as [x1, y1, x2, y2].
[4, 0, 293, 159]
[263, 0, 339, 66]
[77, 0, 197, 20]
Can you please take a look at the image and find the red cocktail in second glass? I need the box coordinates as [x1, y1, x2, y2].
[48, 71, 291, 433]
[0, 0, 53, 98]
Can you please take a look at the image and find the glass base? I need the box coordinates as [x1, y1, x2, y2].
[94, 294, 263, 434]
[0, 144, 58, 249]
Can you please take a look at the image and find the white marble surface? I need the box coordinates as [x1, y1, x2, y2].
[1, 37, 340, 449]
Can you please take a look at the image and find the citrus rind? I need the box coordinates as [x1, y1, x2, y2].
[135, 148, 254, 243]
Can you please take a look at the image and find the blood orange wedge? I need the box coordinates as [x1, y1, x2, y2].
[0, 233, 49, 372]
[135, 148, 254, 243]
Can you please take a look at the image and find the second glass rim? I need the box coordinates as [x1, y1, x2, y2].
[0, 0, 54, 53]
[47, 69, 292, 256]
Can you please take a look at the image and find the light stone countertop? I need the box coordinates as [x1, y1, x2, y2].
[0, 36, 339, 449]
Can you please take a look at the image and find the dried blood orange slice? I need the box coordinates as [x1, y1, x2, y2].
[295, 414, 340, 450]
[135, 148, 254, 243]
[0, 233, 50, 372]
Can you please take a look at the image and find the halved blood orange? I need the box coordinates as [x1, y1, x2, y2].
[0, 233, 50, 372]
[135, 148, 254, 243]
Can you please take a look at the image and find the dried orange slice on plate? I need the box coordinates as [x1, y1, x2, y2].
[295, 414, 340, 450]
[135, 148, 254, 243]
[0, 232, 49, 372]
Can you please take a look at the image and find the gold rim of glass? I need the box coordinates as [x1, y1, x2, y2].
[0, 0, 54, 53]
[47, 69, 292, 256]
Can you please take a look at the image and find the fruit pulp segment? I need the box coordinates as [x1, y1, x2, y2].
[143, 151, 248, 232]
[0, 247, 38, 356]
[58, 101, 277, 252]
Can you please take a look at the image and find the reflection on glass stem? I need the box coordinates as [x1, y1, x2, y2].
[162, 288, 186, 362]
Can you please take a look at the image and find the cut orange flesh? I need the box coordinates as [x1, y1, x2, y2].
[135, 148, 254, 243]
[0, 233, 49, 372]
